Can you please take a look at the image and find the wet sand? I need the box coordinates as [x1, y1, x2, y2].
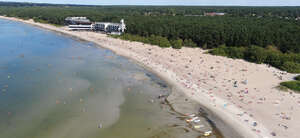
[1, 16, 299, 138]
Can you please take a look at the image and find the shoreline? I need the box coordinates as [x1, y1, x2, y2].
[1, 16, 299, 138]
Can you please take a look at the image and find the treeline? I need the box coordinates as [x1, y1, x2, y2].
[1, 2, 300, 17]
[209, 46, 300, 73]
[125, 16, 300, 53]
[112, 34, 197, 49]
[1, 3, 300, 72]
[0, 5, 300, 53]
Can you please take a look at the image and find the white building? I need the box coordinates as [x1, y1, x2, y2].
[68, 24, 93, 31]
[93, 19, 126, 35]
[67, 18, 126, 35]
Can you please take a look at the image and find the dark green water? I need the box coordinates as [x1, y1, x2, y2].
[0, 19, 218, 138]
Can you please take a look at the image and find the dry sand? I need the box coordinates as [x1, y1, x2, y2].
[1, 16, 299, 138]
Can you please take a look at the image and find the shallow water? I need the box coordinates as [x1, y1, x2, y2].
[0, 19, 219, 138]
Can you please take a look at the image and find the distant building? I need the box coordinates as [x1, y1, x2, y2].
[65, 17, 91, 25]
[68, 24, 93, 31]
[65, 17, 126, 35]
[93, 19, 126, 35]
[204, 12, 225, 16]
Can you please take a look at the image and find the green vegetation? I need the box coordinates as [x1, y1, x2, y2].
[170, 39, 183, 49]
[1, 2, 300, 72]
[276, 85, 289, 92]
[280, 81, 300, 92]
[183, 39, 197, 48]
[209, 46, 300, 73]
[280, 75, 300, 92]
[115, 34, 171, 48]
[115, 34, 185, 49]
[295, 75, 300, 81]
[1, 3, 300, 53]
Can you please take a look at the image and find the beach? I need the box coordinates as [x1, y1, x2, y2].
[1, 16, 299, 138]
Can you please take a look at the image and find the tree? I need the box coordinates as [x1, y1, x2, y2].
[157, 36, 171, 48]
[183, 39, 197, 47]
[171, 39, 183, 49]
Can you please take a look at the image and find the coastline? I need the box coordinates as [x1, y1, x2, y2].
[1, 16, 299, 138]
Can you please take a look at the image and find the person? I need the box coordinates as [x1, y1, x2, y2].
[234, 81, 238, 87]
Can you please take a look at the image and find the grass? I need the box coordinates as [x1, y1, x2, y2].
[280, 81, 300, 92]
[275, 85, 289, 92]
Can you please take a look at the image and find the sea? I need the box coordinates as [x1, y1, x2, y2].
[0, 18, 219, 138]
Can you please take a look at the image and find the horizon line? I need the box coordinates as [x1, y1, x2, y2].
[1, 1, 300, 7]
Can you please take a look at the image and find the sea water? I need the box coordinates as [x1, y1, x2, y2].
[0, 19, 220, 138]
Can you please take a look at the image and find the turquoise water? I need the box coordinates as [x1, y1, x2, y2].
[0, 19, 220, 138]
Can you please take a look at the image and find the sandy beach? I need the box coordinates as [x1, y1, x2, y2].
[1, 16, 299, 138]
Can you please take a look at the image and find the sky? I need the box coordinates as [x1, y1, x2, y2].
[1, 0, 300, 6]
